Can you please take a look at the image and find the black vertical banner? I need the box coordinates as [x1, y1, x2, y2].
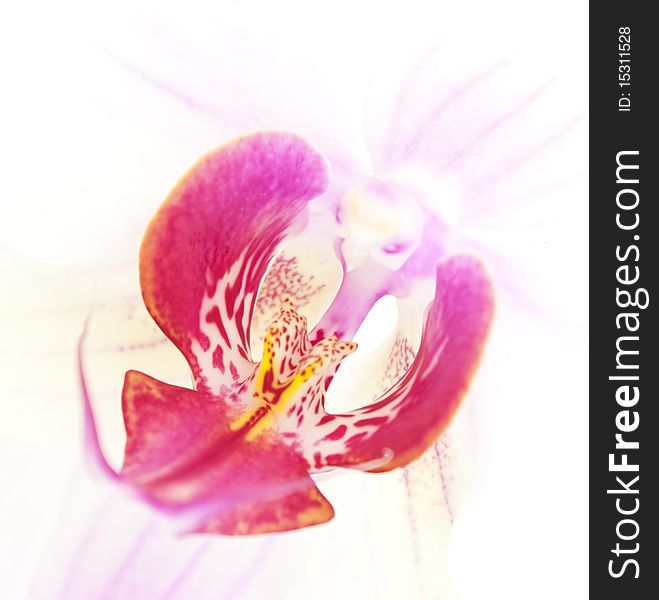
[590, 2, 658, 597]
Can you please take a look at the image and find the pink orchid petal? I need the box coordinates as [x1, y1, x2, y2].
[306, 254, 494, 471]
[121, 370, 333, 534]
[140, 132, 329, 393]
[120, 370, 234, 483]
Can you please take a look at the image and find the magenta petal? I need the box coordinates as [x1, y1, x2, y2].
[140, 132, 330, 392]
[120, 371, 333, 534]
[309, 254, 494, 471]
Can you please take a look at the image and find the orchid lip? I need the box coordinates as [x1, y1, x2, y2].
[81, 131, 495, 535]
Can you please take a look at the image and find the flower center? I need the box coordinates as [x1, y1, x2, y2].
[340, 178, 424, 269]
[230, 300, 356, 440]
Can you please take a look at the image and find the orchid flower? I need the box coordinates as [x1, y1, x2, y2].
[2, 1, 587, 598]
[83, 131, 494, 534]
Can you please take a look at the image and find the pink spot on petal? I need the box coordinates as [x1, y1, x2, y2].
[321, 425, 347, 442]
[316, 414, 336, 426]
[212, 345, 225, 373]
[354, 416, 388, 427]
